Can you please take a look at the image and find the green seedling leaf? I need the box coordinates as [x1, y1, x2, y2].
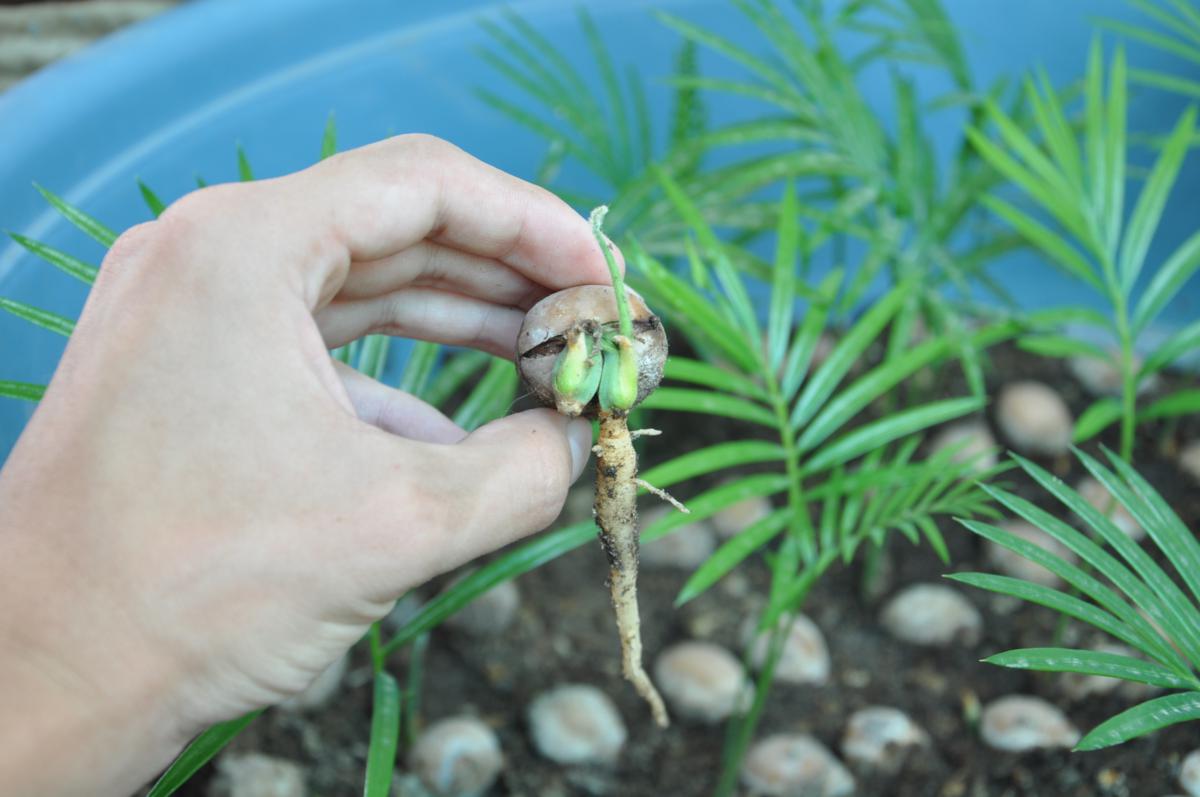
[1010, 453, 1200, 672]
[362, 672, 401, 797]
[677, 508, 790, 605]
[384, 520, 596, 655]
[453, 358, 518, 432]
[948, 572, 1135, 648]
[986, 647, 1194, 690]
[629, 241, 757, 374]
[1119, 106, 1195, 293]
[320, 113, 338, 160]
[663, 356, 767, 401]
[0, 381, 45, 402]
[1133, 229, 1200, 334]
[236, 146, 254, 182]
[780, 268, 841, 401]
[8, 233, 98, 284]
[796, 336, 954, 451]
[145, 711, 262, 797]
[1076, 691, 1200, 751]
[1017, 334, 1107, 361]
[0, 298, 74, 337]
[1074, 398, 1122, 442]
[1025, 305, 1112, 331]
[397, 341, 440, 400]
[1138, 389, 1200, 422]
[980, 195, 1102, 293]
[801, 396, 982, 474]
[767, 181, 800, 374]
[357, 335, 391, 382]
[640, 387, 776, 428]
[790, 281, 909, 431]
[639, 440, 786, 492]
[33, 184, 118, 248]
[1100, 449, 1200, 609]
[1140, 319, 1200, 377]
[138, 180, 167, 218]
[423, 349, 489, 407]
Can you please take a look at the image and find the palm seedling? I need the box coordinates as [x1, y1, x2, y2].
[953, 449, 1200, 750]
[968, 43, 1200, 462]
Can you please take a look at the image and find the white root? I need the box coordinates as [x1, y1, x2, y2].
[593, 410, 670, 728]
[636, 479, 690, 514]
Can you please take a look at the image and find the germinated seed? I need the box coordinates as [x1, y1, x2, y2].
[527, 684, 627, 766]
[654, 640, 749, 724]
[880, 583, 982, 648]
[741, 734, 855, 797]
[210, 752, 307, 797]
[995, 381, 1073, 457]
[743, 613, 831, 686]
[841, 706, 929, 774]
[979, 695, 1080, 752]
[409, 716, 503, 797]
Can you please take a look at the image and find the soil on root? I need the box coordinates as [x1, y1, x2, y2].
[165, 343, 1200, 797]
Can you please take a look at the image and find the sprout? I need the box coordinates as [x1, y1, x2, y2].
[514, 207, 684, 728]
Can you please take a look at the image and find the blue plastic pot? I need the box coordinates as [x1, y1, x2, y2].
[0, 0, 1194, 460]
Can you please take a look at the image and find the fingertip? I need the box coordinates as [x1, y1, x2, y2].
[566, 417, 594, 482]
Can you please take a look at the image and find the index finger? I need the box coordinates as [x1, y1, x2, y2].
[278, 134, 622, 296]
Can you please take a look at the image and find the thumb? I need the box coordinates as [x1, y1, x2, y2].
[451, 408, 593, 546]
[356, 408, 593, 585]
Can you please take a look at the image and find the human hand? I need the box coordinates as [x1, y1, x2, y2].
[0, 135, 614, 796]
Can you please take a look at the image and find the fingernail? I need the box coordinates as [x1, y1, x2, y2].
[566, 418, 593, 481]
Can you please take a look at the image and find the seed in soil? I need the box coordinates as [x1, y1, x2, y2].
[408, 716, 504, 797]
[879, 583, 982, 647]
[516, 208, 683, 727]
[526, 684, 628, 766]
[741, 734, 855, 797]
[994, 380, 1074, 457]
[653, 640, 749, 724]
[1180, 440, 1200, 483]
[985, 519, 1079, 588]
[210, 752, 307, 797]
[978, 695, 1080, 752]
[1180, 748, 1200, 797]
[638, 504, 717, 570]
[927, 420, 998, 474]
[840, 706, 930, 774]
[743, 613, 831, 686]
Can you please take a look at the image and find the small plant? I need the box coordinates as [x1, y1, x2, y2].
[516, 207, 687, 726]
[952, 448, 1200, 750]
[1106, 0, 1200, 100]
[968, 43, 1200, 461]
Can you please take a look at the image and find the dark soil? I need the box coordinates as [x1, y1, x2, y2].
[171, 343, 1200, 797]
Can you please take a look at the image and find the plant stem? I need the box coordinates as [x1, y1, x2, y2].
[368, 621, 384, 673]
[1114, 292, 1136, 462]
[715, 610, 793, 797]
[402, 631, 429, 749]
[590, 206, 633, 339]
